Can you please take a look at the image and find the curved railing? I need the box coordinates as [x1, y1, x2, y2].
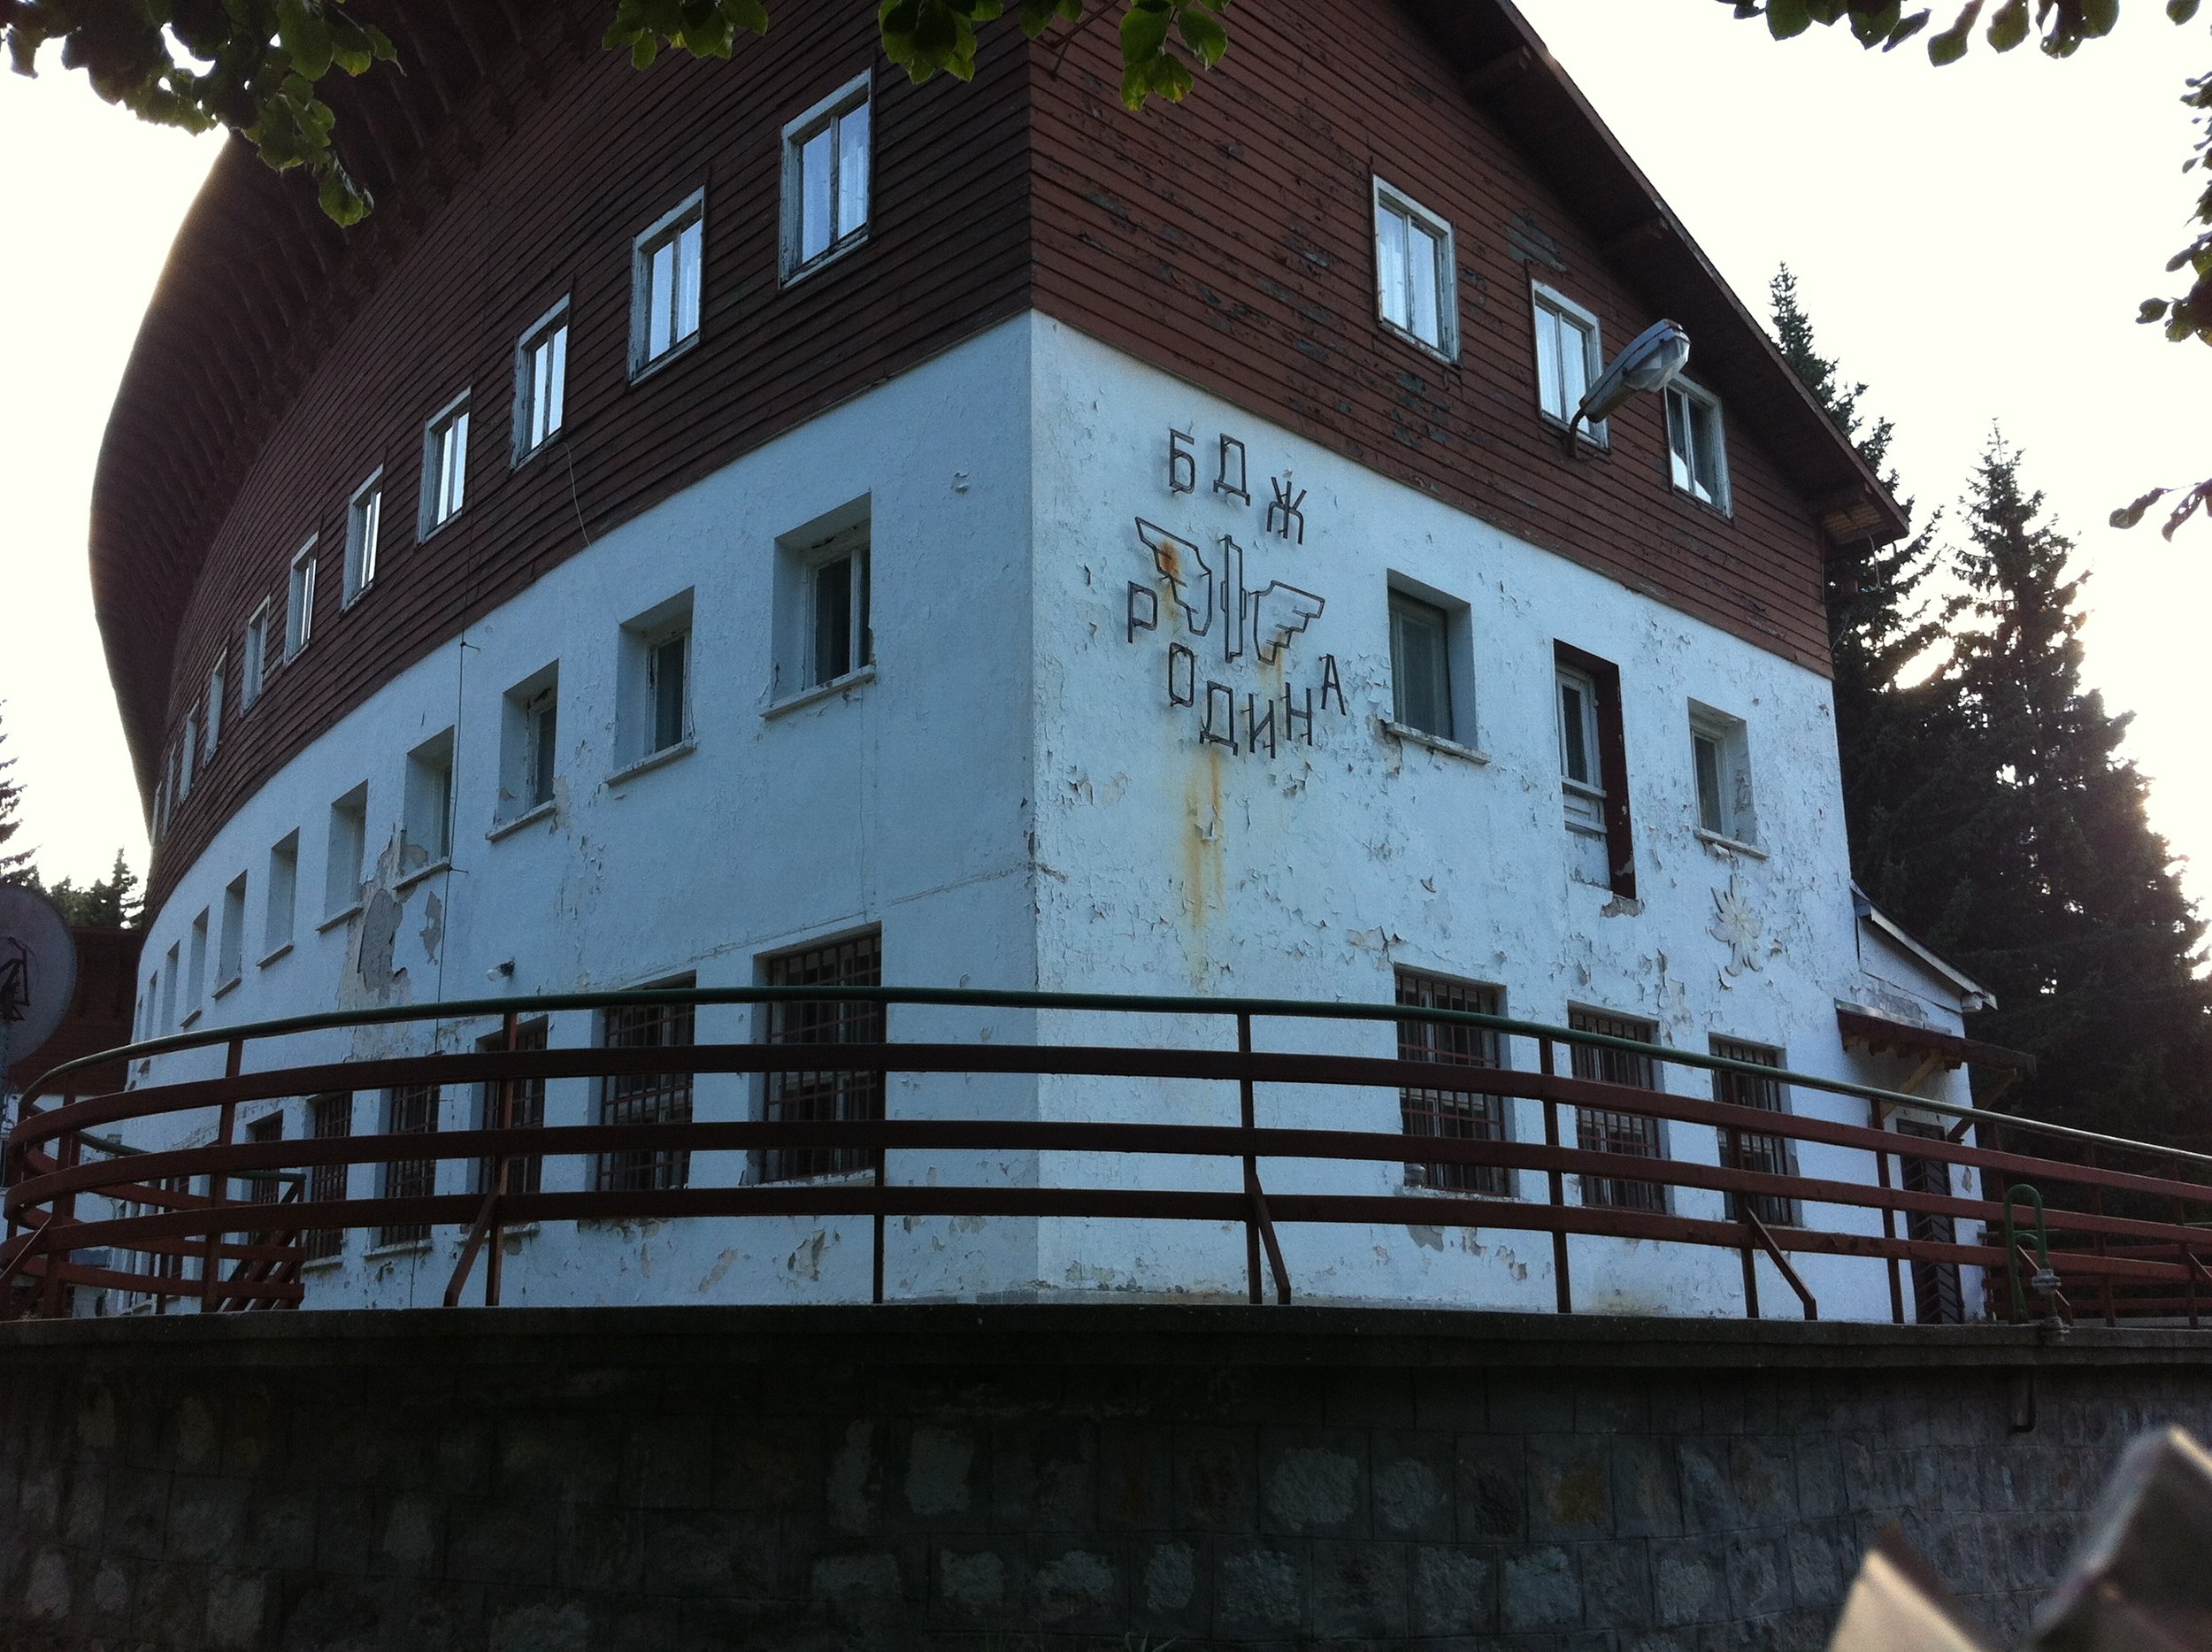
[4, 986, 2208, 1325]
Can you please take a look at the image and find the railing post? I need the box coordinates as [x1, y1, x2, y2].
[2086, 1144, 2116, 1327]
[1869, 1099, 1903, 1325]
[38, 1080, 78, 1320]
[200, 1039, 243, 1310]
[1239, 1012, 1261, 1306]
[486, 1010, 518, 1309]
[1540, 1036, 1571, 1315]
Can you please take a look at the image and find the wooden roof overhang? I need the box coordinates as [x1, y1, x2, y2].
[89, 0, 1909, 811]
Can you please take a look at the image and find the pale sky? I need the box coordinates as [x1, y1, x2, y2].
[1, 4, 2206, 919]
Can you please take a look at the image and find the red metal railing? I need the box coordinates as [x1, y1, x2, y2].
[4, 986, 2208, 1325]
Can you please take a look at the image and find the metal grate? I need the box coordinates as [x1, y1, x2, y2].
[304, 1094, 350, 1262]
[764, 934, 885, 1184]
[1569, 1009, 1667, 1211]
[597, 992, 695, 1194]
[478, 1018, 548, 1195]
[1394, 970, 1510, 1196]
[379, 1084, 440, 1247]
[245, 1113, 284, 1206]
[1712, 1038, 1798, 1226]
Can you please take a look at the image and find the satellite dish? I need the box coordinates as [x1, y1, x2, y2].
[1567, 319, 1693, 442]
[0, 887, 79, 1082]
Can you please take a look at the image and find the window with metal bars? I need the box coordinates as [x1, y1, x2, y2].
[378, 1084, 439, 1247]
[1568, 1009, 1667, 1211]
[304, 1093, 350, 1262]
[479, 1018, 549, 1196]
[763, 933, 884, 1184]
[1395, 970, 1511, 1196]
[1711, 1038, 1799, 1226]
[598, 987, 696, 1194]
[245, 1113, 283, 1207]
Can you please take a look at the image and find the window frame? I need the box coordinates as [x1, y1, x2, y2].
[419, 392, 472, 540]
[286, 537, 318, 660]
[1386, 588, 1456, 743]
[303, 1093, 351, 1263]
[1568, 1006, 1668, 1212]
[1530, 280, 1606, 443]
[617, 591, 696, 772]
[496, 665, 561, 826]
[803, 532, 872, 691]
[403, 729, 457, 873]
[629, 190, 706, 380]
[263, 831, 298, 963]
[597, 980, 697, 1194]
[1710, 1036, 1799, 1227]
[324, 782, 368, 921]
[511, 299, 571, 465]
[242, 600, 271, 710]
[343, 471, 384, 606]
[1555, 643, 1637, 901]
[1664, 374, 1732, 514]
[377, 1083, 440, 1248]
[1371, 176, 1460, 362]
[216, 872, 246, 993]
[780, 72, 874, 284]
[1688, 703, 1757, 849]
[204, 653, 226, 759]
[759, 931, 885, 1185]
[1394, 968, 1513, 1197]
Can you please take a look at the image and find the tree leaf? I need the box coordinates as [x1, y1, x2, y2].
[1767, 0, 1814, 38]
[1121, 1, 1171, 67]
[1985, 0, 2027, 51]
[2171, 0, 2202, 22]
[1927, 0, 1982, 63]
[2109, 486, 2170, 529]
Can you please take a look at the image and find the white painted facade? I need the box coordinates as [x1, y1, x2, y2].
[116, 316, 1983, 1320]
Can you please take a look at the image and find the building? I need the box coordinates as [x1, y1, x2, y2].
[92, 0, 2000, 1320]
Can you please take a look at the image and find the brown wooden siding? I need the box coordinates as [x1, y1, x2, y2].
[127, 0, 1855, 918]
[1027, 1, 1835, 679]
[143, 1, 1031, 912]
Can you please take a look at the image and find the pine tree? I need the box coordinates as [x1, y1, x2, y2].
[0, 708, 31, 887]
[1766, 267, 1947, 920]
[1931, 435, 2209, 1143]
[36, 851, 142, 929]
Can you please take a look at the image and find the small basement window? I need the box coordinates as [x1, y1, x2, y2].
[1665, 377, 1730, 511]
[513, 301, 569, 462]
[421, 393, 471, 536]
[632, 193, 704, 376]
[782, 73, 872, 280]
[1372, 178, 1457, 360]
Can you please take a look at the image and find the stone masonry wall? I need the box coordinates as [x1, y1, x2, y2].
[0, 1305, 2207, 1652]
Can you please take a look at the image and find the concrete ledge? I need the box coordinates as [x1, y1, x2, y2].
[4, 1301, 2204, 1373]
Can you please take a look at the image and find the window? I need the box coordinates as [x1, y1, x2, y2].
[631, 194, 704, 376]
[513, 303, 569, 461]
[781, 73, 872, 280]
[763, 932, 884, 1184]
[1711, 1038, 1797, 1227]
[618, 593, 693, 766]
[344, 473, 383, 603]
[1532, 283, 1603, 437]
[325, 783, 367, 918]
[242, 601, 270, 710]
[1665, 378, 1729, 511]
[205, 654, 225, 758]
[477, 1018, 548, 1195]
[1388, 591, 1454, 741]
[497, 666, 559, 824]
[421, 394, 471, 536]
[1689, 705, 1756, 847]
[177, 705, 196, 801]
[1555, 644, 1635, 900]
[1568, 1008, 1666, 1211]
[304, 1094, 351, 1262]
[287, 538, 318, 659]
[264, 832, 298, 959]
[379, 1084, 439, 1247]
[186, 909, 209, 1016]
[403, 730, 455, 872]
[1395, 970, 1510, 1196]
[245, 1114, 284, 1207]
[774, 500, 873, 701]
[161, 943, 179, 1030]
[1372, 179, 1457, 359]
[598, 983, 696, 1194]
[217, 873, 246, 990]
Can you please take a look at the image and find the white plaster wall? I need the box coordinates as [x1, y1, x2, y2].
[117, 314, 1942, 1322]
[125, 319, 1048, 1310]
[1025, 318, 1907, 1321]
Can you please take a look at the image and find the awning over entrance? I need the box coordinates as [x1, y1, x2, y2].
[1836, 1006, 2037, 1107]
